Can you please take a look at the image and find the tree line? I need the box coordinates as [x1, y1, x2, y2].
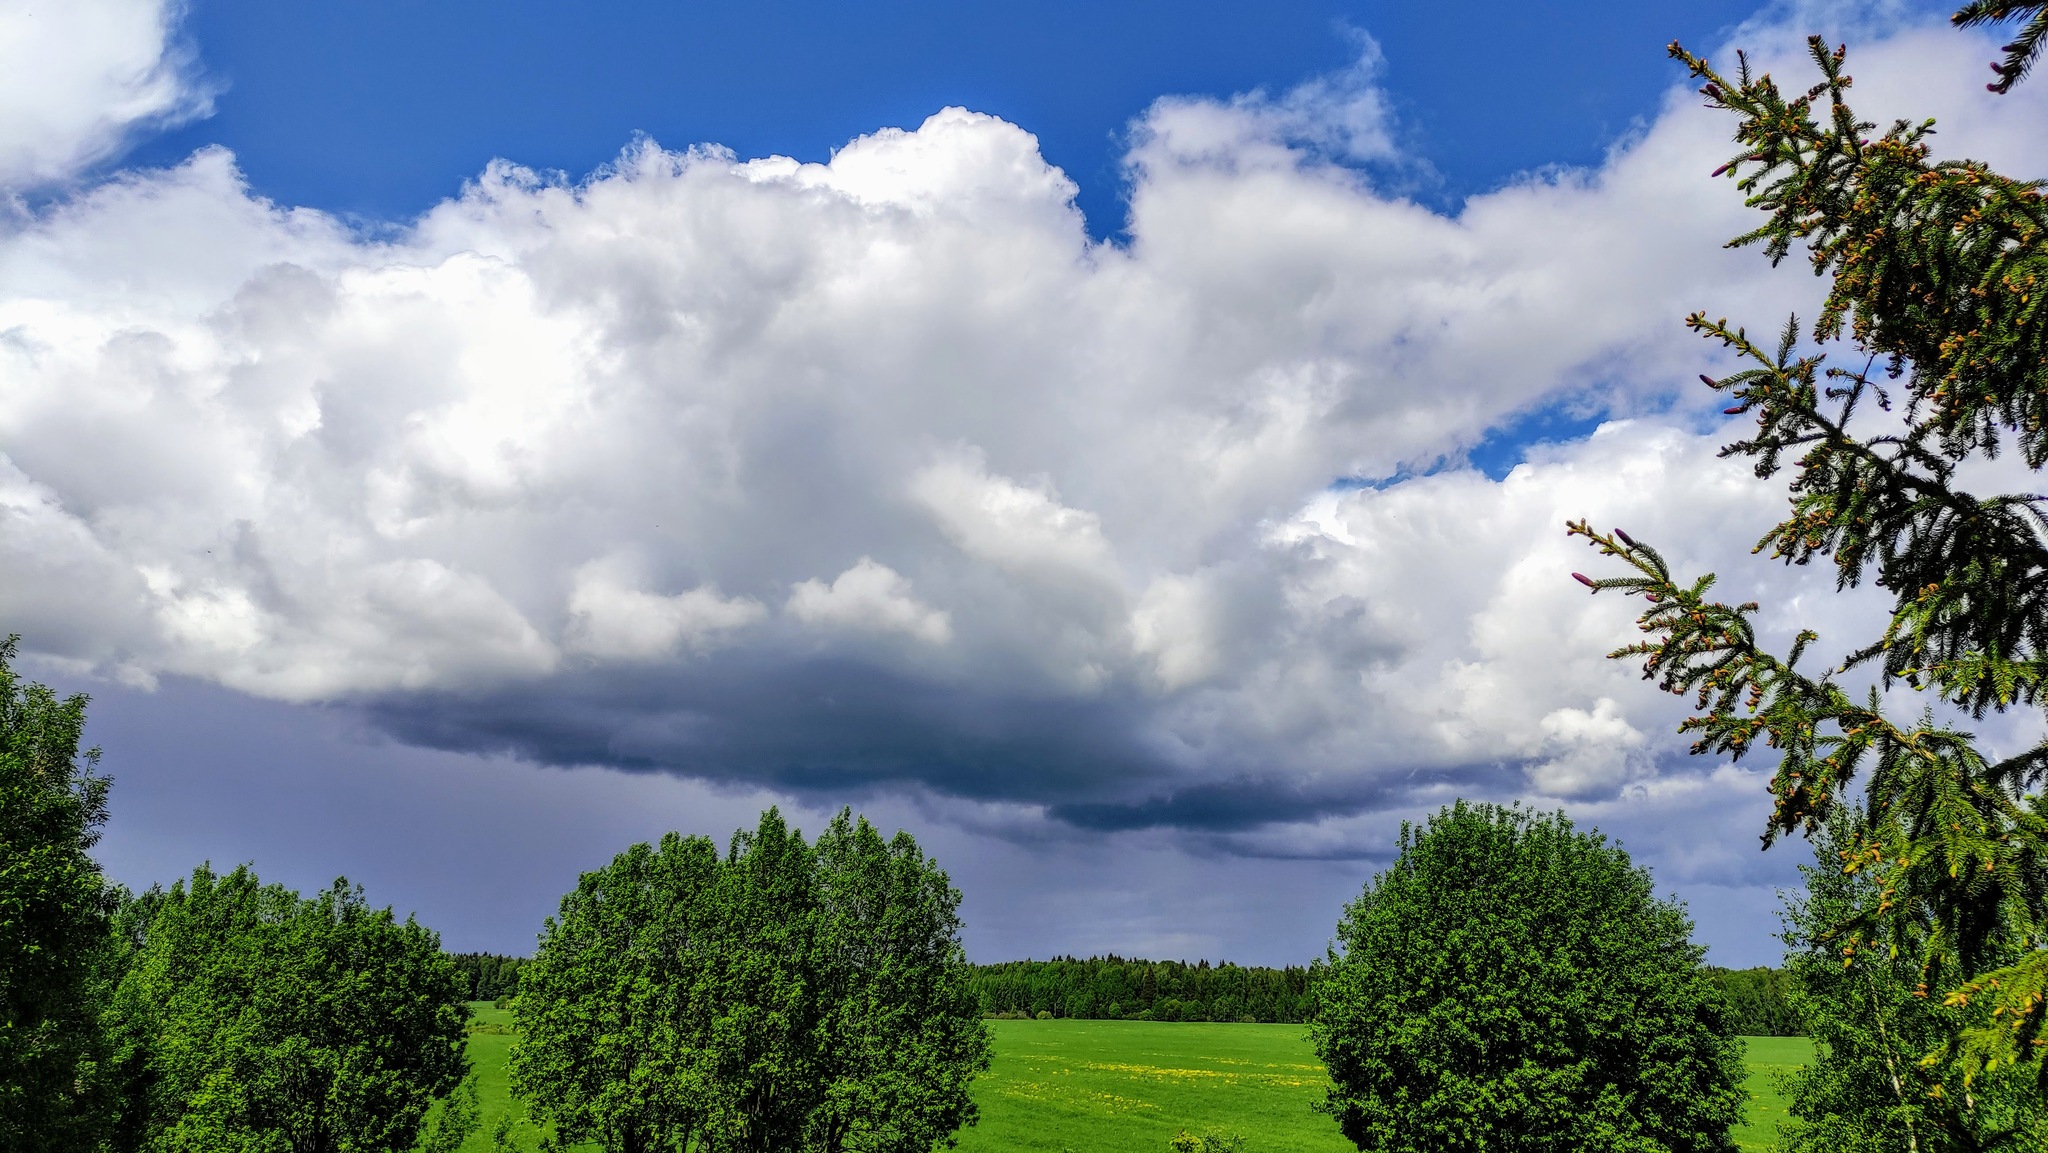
[450, 955, 1805, 1035]
[1701, 966, 1800, 1037]
[970, 956, 1313, 1023]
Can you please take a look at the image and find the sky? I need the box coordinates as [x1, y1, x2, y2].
[1, 0, 2038, 967]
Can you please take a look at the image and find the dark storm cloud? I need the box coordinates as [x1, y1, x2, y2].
[364, 656, 1174, 806]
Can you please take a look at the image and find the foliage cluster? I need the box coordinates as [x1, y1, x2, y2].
[0, 637, 116, 1153]
[1167, 1130, 1245, 1153]
[970, 957, 1314, 1024]
[1571, 5, 2048, 1097]
[510, 808, 991, 1153]
[104, 866, 473, 1153]
[1311, 802, 1746, 1153]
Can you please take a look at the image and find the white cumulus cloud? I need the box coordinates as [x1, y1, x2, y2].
[0, 12, 2039, 860]
[0, 0, 210, 189]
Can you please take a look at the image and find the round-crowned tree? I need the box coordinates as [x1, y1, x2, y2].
[1310, 802, 1744, 1153]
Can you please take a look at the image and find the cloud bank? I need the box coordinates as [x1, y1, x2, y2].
[4, 10, 2043, 860]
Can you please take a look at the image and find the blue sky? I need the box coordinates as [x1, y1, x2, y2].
[1, 0, 2031, 967]
[131, 0, 1766, 233]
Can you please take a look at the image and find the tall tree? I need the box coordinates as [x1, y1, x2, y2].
[1310, 803, 1745, 1153]
[1571, 7, 2048, 1089]
[0, 637, 116, 1153]
[511, 808, 989, 1153]
[108, 864, 472, 1153]
[805, 811, 988, 1153]
[1776, 820, 2048, 1153]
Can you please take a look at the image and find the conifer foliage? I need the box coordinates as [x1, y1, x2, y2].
[1570, 6, 2048, 1096]
[1956, 2, 2048, 93]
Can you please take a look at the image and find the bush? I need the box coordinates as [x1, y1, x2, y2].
[1170, 1129, 1245, 1152]
[1310, 802, 1745, 1153]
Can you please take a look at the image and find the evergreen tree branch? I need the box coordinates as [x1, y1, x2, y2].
[1954, 1, 2048, 93]
[1567, 522, 2048, 1081]
[1579, 28, 2048, 1102]
[1687, 311, 2048, 716]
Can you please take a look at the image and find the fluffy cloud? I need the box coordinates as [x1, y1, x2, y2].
[787, 558, 951, 645]
[566, 557, 765, 661]
[0, 0, 208, 190]
[2, 14, 2040, 864]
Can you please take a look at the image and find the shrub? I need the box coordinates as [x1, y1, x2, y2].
[1170, 1129, 1245, 1153]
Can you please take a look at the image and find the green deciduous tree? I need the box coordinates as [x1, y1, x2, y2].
[107, 864, 472, 1153]
[1569, 7, 2048, 1093]
[1776, 819, 2048, 1153]
[1310, 803, 1745, 1153]
[511, 807, 989, 1153]
[0, 636, 116, 1153]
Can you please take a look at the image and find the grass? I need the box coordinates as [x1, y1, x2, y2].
[456, 1009, 1813, 1153]
[1731, 1035, 1815, 1152]
[955, 1020, 1347, 1153]
[459, 1002, 545, 1153]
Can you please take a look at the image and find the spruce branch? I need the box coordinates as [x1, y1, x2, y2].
[1580, 30, 2048, 1095]
[1954, 0, 2048, 93]
[1569, 522, 2048, 1088]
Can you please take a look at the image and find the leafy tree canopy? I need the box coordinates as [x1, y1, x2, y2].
[510, 807, 990, 1153]
[106, 864, 472, 1153]
[1310, 803, 1745, 1153]
[1569, 5, 2048, 1090]
[0, 636, 116, 1153]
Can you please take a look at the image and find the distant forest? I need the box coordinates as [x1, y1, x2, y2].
[447, 952, 1802, 1035]
[450, 951, 527, 1001]
[1705, 966, 1801, 1037]
[972, 956, 1317, 1022]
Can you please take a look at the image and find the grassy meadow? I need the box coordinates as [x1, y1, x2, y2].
[956, 1020, 1346, 1153]
[460, 1003, 530, 1152]
[457, 1006, 1814, 1152]
[1731, 1035, 1815, 1152]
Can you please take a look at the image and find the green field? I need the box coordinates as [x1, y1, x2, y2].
[458, 1007, 1812, 1152]
[1731, 1035, 1815, 1152]
[954, 1020, 1344, 1153]
[459, 1003, 532, 1152]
